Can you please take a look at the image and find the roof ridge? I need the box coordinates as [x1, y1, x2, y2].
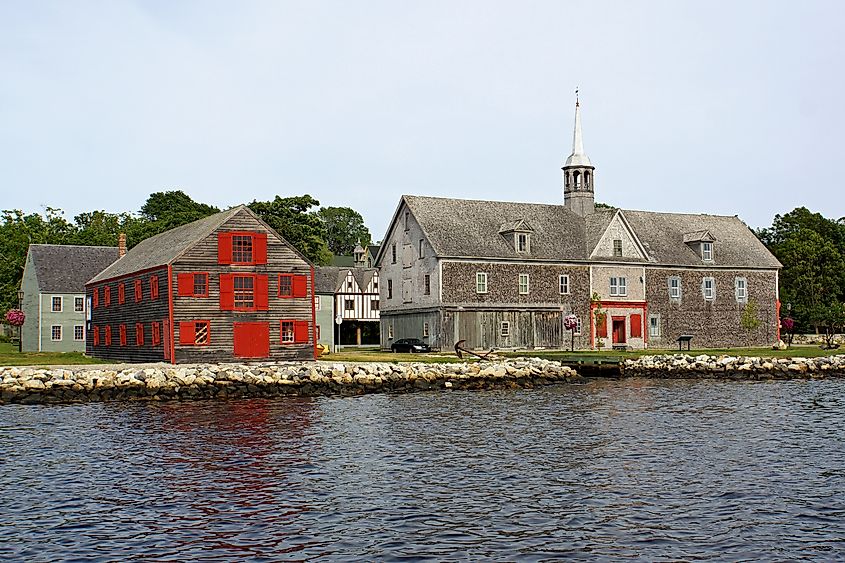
[30, 243, 118, 249]
[621, 208, 742, 220]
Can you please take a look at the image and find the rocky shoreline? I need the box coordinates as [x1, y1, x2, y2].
[623, 354, 845, 379]
[0, 359, 581, 405]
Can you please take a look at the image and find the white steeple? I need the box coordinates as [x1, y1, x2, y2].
[562, 89, 596, 216]
[565, 90, 592, 167]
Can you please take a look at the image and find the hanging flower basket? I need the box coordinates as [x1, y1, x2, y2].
[563, 314, 579, 331]
[4, 309, 25, 327]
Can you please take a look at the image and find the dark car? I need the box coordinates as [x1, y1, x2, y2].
[390, 338, 431, 353]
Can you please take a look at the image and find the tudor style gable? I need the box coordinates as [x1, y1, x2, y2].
[590, 211, 649, 261]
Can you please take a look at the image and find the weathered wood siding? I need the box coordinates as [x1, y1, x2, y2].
[380, 310, 441, 350]
[442, 309, 590, 351]
[86, 266, 170, 362]
[172, 209, 314, 363]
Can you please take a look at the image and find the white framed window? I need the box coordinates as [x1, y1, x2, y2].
[314, 295, 321, 310]
[500, 321, 510, 337]
[51, 296, 63, 312]
[476, 272, 488, 294]
[559, 275, 570, 295]
[574, 316, 582, 336]
[613, 239, 623, 257]
[735, 277, 747, 302]
[703, 277, 716, 301]
[419, 239, 425, 258]
[388, 323, 394, 339]
[51, 325, 62, 341]
[610, 277, 627, 297]
[518, 274, 529, 295]
[702, 242, 713, 261]
[74, 325, 84, 341]
[423, 322, 429, 337]
[74, 296, 84, 313]
[516, 233, 530, 253]
[669, 277, 681, 300]
[648, 315, 660, 337]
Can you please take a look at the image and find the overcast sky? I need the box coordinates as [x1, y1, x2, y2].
[2, 1, 843, 241]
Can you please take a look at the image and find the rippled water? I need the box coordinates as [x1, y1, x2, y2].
[2, 378, 845, 561]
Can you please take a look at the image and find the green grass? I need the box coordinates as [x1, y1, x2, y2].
[501, 345, 843, 361]
[0, 342, 113, 367]
[322, 349, 465, 364]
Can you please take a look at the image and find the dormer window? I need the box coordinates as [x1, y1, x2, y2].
[516, 233, 530, 253]
[702, 242, 713, 261]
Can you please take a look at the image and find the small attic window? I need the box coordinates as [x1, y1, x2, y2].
[516, 233, 530, 253]
[613, 239, 623, 257]
[702, 242, 713, 261]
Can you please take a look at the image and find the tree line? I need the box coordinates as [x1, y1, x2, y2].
[0, 191, 372, 310]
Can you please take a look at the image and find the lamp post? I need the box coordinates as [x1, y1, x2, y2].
[17, 290, 24, 353]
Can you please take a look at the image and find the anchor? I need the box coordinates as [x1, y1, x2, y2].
[454, 340, 495, 360]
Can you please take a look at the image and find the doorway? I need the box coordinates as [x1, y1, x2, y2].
[612, 316, 627, 345]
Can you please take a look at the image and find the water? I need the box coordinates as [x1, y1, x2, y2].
[2, 378, 845, 561]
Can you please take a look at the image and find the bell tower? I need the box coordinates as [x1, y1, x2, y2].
[563, 91, 595, 216]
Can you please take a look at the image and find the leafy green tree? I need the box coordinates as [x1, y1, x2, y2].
[249, 195, 332, 265]
[69, 210, 143, 248]
[808, 301, 845, 349]
[317, 206, 372, 256]
[740, 298, 762, 346]
[135, 190, 219, 245]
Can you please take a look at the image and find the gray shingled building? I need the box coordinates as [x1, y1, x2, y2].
[375, 99, 782, 351]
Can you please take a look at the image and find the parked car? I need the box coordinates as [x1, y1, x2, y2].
[390, 338, 431, 353]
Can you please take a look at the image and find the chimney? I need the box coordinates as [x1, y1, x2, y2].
[118, 233, 127, 257]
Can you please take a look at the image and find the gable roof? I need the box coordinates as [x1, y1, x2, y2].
[89, 206, 244, 283]
[314, 266, 378, 294]
[28, 244, 120, 293]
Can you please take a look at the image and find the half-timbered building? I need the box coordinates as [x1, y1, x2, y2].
[375, 99, 782, 351]
[314, 265, 380, 350]
[85, 205, 316, 363]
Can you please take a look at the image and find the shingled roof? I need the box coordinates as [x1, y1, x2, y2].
[314, 266, 378, 294]
[89, 206, 243, 283]
[28, 244, 120, 293]
[390, 195, 780, 269]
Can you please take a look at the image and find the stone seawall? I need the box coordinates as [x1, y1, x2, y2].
[0, 360, 581, 405]
[624, 354, 845, 379]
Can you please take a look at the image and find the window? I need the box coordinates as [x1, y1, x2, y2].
[152, 322, 161, 346]
[279, 274, 293, 297]
[669, 277, 681, 300]
[387, 279, 393, 299]
[104, 286, 111, 307]
[232, 235, 253, 263]
[136, 323, 145, 346]
[388, 323, 394, 339]
[193, 274, 208, 297]
[51, 325, 62, 341]
[314, 296, 321, 310]
[419, 239, 425, 258]
[649, 315, 661, 337]
[345, 299, 355, 311]
[178, 273, 209, 297]
[219, 232, 267, 265]
[391, 244, 397, 264]
[373, 277, 379, 290]
[735, 277, 748, 302]
[519, 274, 529, 295]
[613, 239, 623, 257]
[423, 322, 429, 337]
[74, 296, 84, 313]
[280, 320, 309, 344]
[51, 296, 62, 312]
[105, 325, 112, 346]
[281, 321, 294, 343]
[703, 277, 715, 300]
[74, 325, 84, 341]
[180, 321, 210, 345]
[424, 275, 431, 295]
[119, 324, 127, 346]
[404, 212, 409, 231]
[316, 326, 321, 340]
[574, 316, 582, 336]
[278, 274, 308, 298]
[702, 242, 713, 261]
[346, 277, 354, 291]
[517, 233, 530, 253]
[559, 275, 570, 295]
[134, 280, 143, 302]
[150, 276, 159, 300]
[118, 283, 125, 304]
[234, 275, 255, 309]
[371, 299, 379, 311]
[610, 277, 627, 297]
[476, 272, 488, 294]
[93, 326, 100, 346]
[501, 321, 510, 337]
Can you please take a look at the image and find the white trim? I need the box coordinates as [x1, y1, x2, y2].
[703, 277, 716, 301]
[50, 295, 63, 313]
[51, 324, 62, 341]
[38, 294, 42, 352]
[74, 324, 84, 341]
[518, 273, 530, 295]
[438, 260, 443, 303]
[476, 272, 488, 294]
[439, 257, 778, 272]
[590, 210, 650, 260]
[559, 274, 570, 295]
[500, 321, 510, 337]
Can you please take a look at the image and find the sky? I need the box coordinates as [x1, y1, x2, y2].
[1, 0, 843, 241]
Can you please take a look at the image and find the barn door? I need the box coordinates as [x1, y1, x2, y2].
[234, 322, 270, 358]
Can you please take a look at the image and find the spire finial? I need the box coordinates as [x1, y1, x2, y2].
[575, 87, 579, 107]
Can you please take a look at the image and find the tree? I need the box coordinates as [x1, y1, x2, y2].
[135, 191, 219, 245]
[740, 299, 762, 347]
[808, 301, 845, 349]
[70, 210, 143, 248]
[249, 195, 332, 265]
[317, 206, 372, 256]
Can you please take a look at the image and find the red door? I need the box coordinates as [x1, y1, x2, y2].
[612, 316, 627, 344]
[234, 322, 270, 358]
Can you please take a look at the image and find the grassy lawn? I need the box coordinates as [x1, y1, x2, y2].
[0, 342, 112, 367]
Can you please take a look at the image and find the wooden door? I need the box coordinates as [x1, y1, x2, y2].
[233, 322, 270, 358]
[612, 316, 626, 344]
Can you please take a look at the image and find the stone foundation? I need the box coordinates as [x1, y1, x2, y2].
[623, 354, 845, 379]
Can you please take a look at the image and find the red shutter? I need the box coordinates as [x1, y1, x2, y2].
[255, 275, 269, 310]
[179, 322, 196, 345]
[150, 276, 159, 299]
[177, 273, 194, 296]
[597, 317, 608, 338]
[118, 283, 125, 304]
[253, 233, 268, 264]
[294, 321, 309, 343]
[152, 322, 161, 346]
[218, 233, 233, 264]
[136, 323, 144, 346]
[630, 314, 642, 338]
[93, 288, 99, 308]
[93, 326, 99, 346]
[119, 324, 127, 346]
[135, 279, 142, 302]
[104, 286, 111, 306]
[293, 275, 308, 298]
[219, 274, 234, 310]
[105, 325, 112, 345]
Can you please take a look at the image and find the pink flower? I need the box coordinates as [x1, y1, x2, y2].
[4, 309, 25, 327]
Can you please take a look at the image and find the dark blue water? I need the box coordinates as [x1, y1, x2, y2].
[2, 379, 845, 561]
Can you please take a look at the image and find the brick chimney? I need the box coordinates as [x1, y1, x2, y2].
[118, 233, 127, 257]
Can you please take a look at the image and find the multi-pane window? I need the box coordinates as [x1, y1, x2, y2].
[281, 321, 295, 343]
[501, 321, 510, 337]
[574, 316, 582, 336]
[669, 277, 681, 300]
[279, 274, 293, 297]
[51, 296, 62, 312]
[387, 279, 393, 299]
[345, 299, 355, 311]
[232, 235, 254, 264]
[613, 239, 623, 257]
[702, 242, 713, 261]
[424, 275, 431, 295]
[51, 325, 62, 341]
[649, 315, 660, 337]
[519, 274, 530, 295]
[559, 275, 570, 294]
[735, 278, 747, 302]
[233, 276, 255, 309]
[610, 277, 627, 296]
[74, 325, 84, 341]
[193, 273, 209, 297]
[371, 299, 379, 311]
[391, 244, 397, 264]
[74, 296, 84, 312]
[517, 233, 529, 252]
[476, 272, 488, 294]
[423, 322, 429, 337]
[703, 277, 715, 300]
